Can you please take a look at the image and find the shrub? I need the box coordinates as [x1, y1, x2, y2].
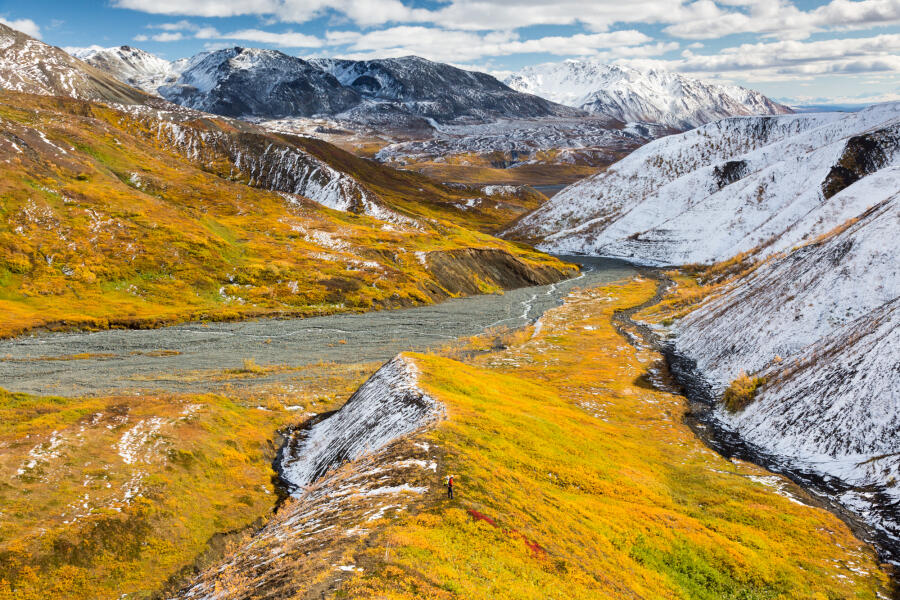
[722, 371, 766, 412]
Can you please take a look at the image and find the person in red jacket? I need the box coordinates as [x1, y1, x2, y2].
[446, 474, 454, 499]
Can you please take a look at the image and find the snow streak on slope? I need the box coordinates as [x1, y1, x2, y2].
[510, 103, 900, 265]
[675, 185, 900, 386]
[0, 23, 146, 104]
[70, 45, 188, 95]
[505, 60, 790, 129]
[280, 355, 444, 492]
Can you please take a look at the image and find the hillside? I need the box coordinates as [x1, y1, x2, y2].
[507, 103, 900, 264]
[0, 23, 148, 104]
[505, 101, 900, 560]
[659, 193, 900, 550]
[170, 278, 892, 599]
[0, 90, 573, 338]
[505, 60, 791, 129]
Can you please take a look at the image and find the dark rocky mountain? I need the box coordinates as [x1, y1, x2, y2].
[311, 56, 579, 123]
[75, 45, 579, 125]
[158, 47, 361, 119]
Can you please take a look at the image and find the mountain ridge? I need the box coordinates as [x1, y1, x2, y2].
[504, 59, 792, 129]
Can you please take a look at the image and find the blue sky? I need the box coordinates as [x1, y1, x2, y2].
[2, 0, 899, 104]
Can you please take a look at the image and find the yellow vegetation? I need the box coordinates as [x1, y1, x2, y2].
[340, 279, 892, 598]
[722, 371, 767, 412]
[0, 91, 572, 338]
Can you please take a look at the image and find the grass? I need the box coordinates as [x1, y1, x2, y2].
[0, 362, 378, 600]
[339, 278, 893, 598]
[0, 91, 573, 339]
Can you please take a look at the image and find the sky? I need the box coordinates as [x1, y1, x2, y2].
[1, 0, 899, 105]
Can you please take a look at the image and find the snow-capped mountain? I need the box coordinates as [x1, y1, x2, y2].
[312, 56, 576, 124]
[76, 46, 578, 125]
[0, 23, 147, 104]
[157, 47, 361, 119]
[504, 61, 791, 129]
[508, 103, 900, 264]
[69, 45, 192, 95]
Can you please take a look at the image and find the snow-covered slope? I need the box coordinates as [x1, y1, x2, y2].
[670, 193, 900, 548]
[70, 45, 188, 95]
[505, 61, 790, 129]
[280, 354, 443, 491]
[508, 103, 900, 265]
[0, 23, 147, 104]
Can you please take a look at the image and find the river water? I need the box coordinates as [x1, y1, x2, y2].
[0, 257, 635, 397]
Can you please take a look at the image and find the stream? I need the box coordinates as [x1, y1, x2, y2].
[615, 272, 900, 571]
[0, 257, 635, 397]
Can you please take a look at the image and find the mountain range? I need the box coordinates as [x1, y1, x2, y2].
[74, 45, 574, 126]
[504, 60, 792, 129]
[74, 45, 791, 132]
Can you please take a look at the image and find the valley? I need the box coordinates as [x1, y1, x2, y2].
[2, 266, 896, 599]
[0, 13, 897, 600]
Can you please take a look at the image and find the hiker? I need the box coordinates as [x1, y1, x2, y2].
[446, 474, 454, 499]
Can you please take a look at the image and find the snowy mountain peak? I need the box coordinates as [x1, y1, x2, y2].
[504, 60, 791, 129]
[68, 45, 179, 94]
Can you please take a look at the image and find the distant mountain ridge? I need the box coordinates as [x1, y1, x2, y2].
[504, 60, 791, 129]
[74, 45, 575, 125]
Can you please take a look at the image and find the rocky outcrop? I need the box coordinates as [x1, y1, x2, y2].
[280, 355, 442, 491]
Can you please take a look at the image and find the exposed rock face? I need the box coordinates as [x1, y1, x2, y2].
[0, 23, 147, 104]
[508, 103, 900, 265]
[505, 60, 791, 129]
[421, 248, 578, 298]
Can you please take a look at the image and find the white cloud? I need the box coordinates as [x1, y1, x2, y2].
[0, 17, 42, 39]
[152, 19, 197, 30]
[665, 0, 900, 40]
[217, 28, 322, 47]
[611, 33, 900, 83]
[151, 31, 185, 42]
[327, 26, 657, 63]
